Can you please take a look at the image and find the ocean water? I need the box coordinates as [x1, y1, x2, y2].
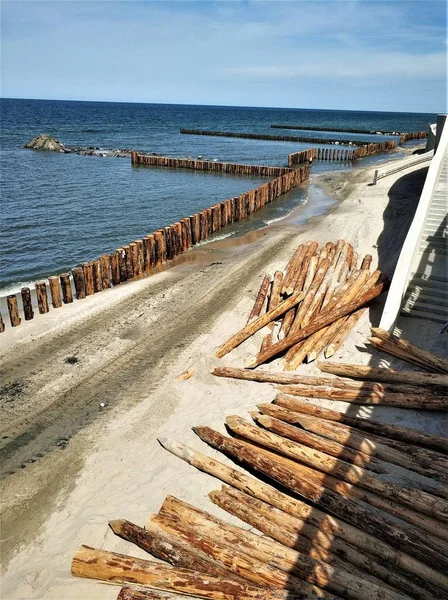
[0, 99, 435, 292]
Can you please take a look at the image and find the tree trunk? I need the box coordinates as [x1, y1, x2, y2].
[49, 276, 62, 308]
[92, 259, 103, 293]
[72, 267, 86, 299]
[247, 274, 271, 324]
[100, 255, 111, 289]
[59, 274, 73, 304]
[7, 295, 21, 327]
[35, 281, 49, 313]
[82, 263, 95, 296]
[21, 287, 34, 319]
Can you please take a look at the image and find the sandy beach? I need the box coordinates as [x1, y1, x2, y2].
[1, 150, 446, 600]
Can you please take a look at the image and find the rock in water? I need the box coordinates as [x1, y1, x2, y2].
[24, 134, 65, 152]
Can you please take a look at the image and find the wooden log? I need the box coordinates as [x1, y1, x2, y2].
[123, 246, 134, 279]
[360, 255, 372, 270]
[225, 416, 448, 520]
[0, 313, 4, 332]
[21, 287, 34, 319]
[158, 496, 410, 600]
[254, 413, 385, 473]
[325, 308, 366, 357]
[272, 394, 448, 455]
[216, 291, 305, 358]
[261, 271, 284, 348]
[191, 428, 448, 575]
[72, 267, 86, 299]
[141, 237, 152, 274]
[370, 328, 448, 373]
[59, 274, 73, 303]
[210, 487, 444, 600]
[7, 295, 21, 327]
[118, 586, 197, 600]
[82, 263, 94, 296]
[129, 243, 140, 278]
[92, 260, 102, 293]
[35, 282, 49, 313]
[190, 215, 200, 246]
[72, 546, 284, 600]
[109, 519, 244, 581]
[281, 244, 306, 295]
[317, 362, 448, 388]
[247, 274, 271, 324]
[159, 438, 448, 591]
[116, 248, 128, 282]
[48, 276, 62, 308]
[151, 515, 337, 599]
[275, 384, 447, 409]
[247, 282, 387, 368]
[100, 255, 111, 289]
[271, 408, 448, 493]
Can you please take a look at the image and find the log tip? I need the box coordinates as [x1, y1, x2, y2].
[256, 414, 273, 427]
[108, 519, 126, 534]
[245, 357, 258, 369]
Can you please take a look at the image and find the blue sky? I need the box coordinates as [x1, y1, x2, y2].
[1, 0, 446, 112]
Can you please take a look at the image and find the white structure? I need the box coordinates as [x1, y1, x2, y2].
[380, 118, 448, 330]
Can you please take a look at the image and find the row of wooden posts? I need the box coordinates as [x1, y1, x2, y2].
[180, 128, 398, 148]
[272, 124, 428, 141]
[1, 160, 310, 331]
[287, 140, 397, 166]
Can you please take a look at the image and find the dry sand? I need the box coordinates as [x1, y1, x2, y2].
[1, 151, 446, 599]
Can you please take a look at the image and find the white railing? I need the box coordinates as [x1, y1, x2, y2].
[372, 151, 433, 185]
[379, 123, 448, 332]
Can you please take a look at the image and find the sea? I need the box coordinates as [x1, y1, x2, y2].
[0, 98, 436, 294]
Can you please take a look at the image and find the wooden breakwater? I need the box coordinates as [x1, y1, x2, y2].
[274, 124, 429, 144]
[131, 153, 291, 177]
[288, 140, 397, 166]
[1, 156, 309, 331]
[399, 131, 428, 144]
[180, 128, 380, 147]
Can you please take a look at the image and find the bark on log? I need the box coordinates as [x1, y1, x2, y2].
[82, 263, 94, 296]
[216, 291, 305, 358]
[225, 416, 448, 520]
[369, 328, 448, 373]
[360, 255, 372, 270]
[48, 276, 62, 308]
[317, 362, 448, 388]
[210, 487, 438, 600]
[109, 519, 244, 581]
[154, 501, 402, 600]
[117, 248, 128, 282]
[7, 295, 21, 327]
[118, 586, 195, 600]
[247, 282, 387, 368]
[158, 438, 448, 590]
[72, 546, 285, 600]
[272, 394, 448, 454]
[72, 267, 86, 299]
[110, 252, 121, 285]
[247, 275, 271, 324]
[281, 244, 306, 296]
[325, 308, 366, 357]
[151, 514, 337, 599]
[123, 245, 134, 279]
[21, 287, 34, 319]
[0, 313, 4, 333]
[35, 282, 49, 313]
[92, 259, 102, 293]
[59, 274, 73, 304]
[191, 428, 448, 575]
[100, 255, 111, 289]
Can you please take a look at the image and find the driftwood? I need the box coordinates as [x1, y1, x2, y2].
[273, 394, 448, 454]
[191, 427, 448, 575]
[247, 274, 271, 323]
[247, 282, 387, 368]
[72, 546, 285, 600]
[370, 327, 448, 373]
[224, 415, 448, 520]
[118, 586, 198, 600]
[258, 403, 448, 489]
[210, 487, 442, 600]
[216, 290, 304, 358]
[318, 362, 448, 388]
[360, 255, 372, 270]
[158, 438, 448, 589]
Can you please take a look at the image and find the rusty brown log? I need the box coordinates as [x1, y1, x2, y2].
[92, 259, 102, 293]
[60, 274, 73, 303]
[35, 282, 49, 313]
[216, 290, 304, 358]
[72, 267, 86, 299]
[117, 586, 195, 600]
[21, 287, 34, 320]
[247, 274, 271, 324]
[281, 244, 305, 295]
[123, 245, 134, 279]
[48, 276, 62, 308]
[7, 295, 21, 327]
[100, 255, 111, 289]
[116, 248, 128, 282]
[82, 263, 94, 296]
[360, 255, 372, 270]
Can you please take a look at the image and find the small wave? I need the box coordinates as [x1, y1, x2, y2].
[195, 231, 234, 247]
[0, 280, 43, 298]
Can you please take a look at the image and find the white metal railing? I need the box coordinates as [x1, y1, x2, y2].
[372, 151, 433, 185]
[379, 123, 448, 332]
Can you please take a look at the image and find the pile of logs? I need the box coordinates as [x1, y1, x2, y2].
[72, 390, 448, 600]
[215, 240, 388, 370]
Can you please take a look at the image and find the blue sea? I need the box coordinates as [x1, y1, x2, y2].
[0, 98, 435, 293]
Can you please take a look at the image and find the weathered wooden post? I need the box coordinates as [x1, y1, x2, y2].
[110, 252, 120, 285]
[134, 241, 144, 278]
[116, 248, 127, 282]
[128, 243, 139, 278]
[35, 282, 49, 313]
[72, 267, 86, 299]
[49, 276, 63, 308]
[100, 255, 111, 289]
[154, 231, 166, 265]
[21, 287, 34, 319]
[0, 312, 4, 333]
[92, 260, 102, 293]
[60, 274, 73, 303]
[190, 214, 200, 245]
[123, 246, 134, 280]
[82, 263, 95, 296]
[7, 295, 21, 327]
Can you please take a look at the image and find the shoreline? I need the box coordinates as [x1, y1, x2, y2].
[1, 147, 441, 599]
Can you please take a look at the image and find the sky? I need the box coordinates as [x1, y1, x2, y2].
[1, 0, 447, 113]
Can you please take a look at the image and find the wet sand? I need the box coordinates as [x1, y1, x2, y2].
[1, 149, 445, 599]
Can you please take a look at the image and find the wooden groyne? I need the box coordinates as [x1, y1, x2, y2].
[180, 128, 381, 147]
[1, 155, 309, 331]
[399, 131, 428, 144]
[131, 153, 291, 177]
[288, 141, 397, 166]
